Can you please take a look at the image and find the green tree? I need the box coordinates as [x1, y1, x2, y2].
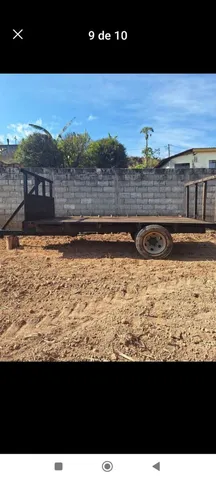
[132, 147, 161, 169]
[29, 119, 75, 141]
[58, 131, 91, 167]
[127, 156, 144, 168]
[143, 147, 160, 167]
[140, 126, 154, 167]
[14, 133, 63, 167]
[85, 136, 128, 168]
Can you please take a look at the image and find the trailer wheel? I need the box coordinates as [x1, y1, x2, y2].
[135, 225, 173, 259]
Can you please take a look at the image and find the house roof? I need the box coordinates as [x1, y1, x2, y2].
[155, 147, 216, 168]
[0, 144, 18, 149]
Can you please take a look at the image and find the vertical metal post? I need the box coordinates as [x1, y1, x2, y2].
[186, 186, 189, 217]
[214, 183, 216, 222]
[23, 172, 28, 195]
[202, 181, 207, 221]
[194, 183, 198, 219]
[42, 180, 46, 197]
[35, 178, 39, 195]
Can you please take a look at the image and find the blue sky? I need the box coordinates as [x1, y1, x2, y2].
[1, 73, 216, 158]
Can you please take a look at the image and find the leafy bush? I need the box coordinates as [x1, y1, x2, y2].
[58, 132, 91, 167]
[14, 133, 63, 167]
[85, 136, 128, 168]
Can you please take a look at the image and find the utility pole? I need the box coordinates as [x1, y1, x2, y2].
[168, 144, 171, 157]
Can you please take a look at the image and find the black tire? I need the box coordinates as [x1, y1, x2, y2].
[135, 224, 173, 259]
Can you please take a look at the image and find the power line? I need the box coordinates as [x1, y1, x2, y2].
[126, 144, 186, 157]
[163, 144, 173, 157]
[170, 144, 189, 150]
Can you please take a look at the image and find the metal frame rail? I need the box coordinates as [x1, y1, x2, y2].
[185, 174, 216, 222]
[1, 168, 54, 231]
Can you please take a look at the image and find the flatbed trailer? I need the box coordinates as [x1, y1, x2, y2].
[1, 169, 216, 259]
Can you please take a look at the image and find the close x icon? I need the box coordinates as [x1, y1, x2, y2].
[13, 29, 23, 40]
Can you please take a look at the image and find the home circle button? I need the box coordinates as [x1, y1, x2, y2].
[102, 461, 113, 472]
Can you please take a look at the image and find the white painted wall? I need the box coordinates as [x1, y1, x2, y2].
[164, 151, 216, 169]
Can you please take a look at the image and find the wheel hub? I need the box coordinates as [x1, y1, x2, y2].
[143, 232, 166, 254]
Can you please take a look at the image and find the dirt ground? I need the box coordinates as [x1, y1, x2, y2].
[0, 232, 216, 362]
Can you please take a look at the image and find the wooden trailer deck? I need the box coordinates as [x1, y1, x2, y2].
[22, 214, 216, 238]
[31, 215, 214, 225]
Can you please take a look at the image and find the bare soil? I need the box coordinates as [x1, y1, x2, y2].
[0, 232, 216, 362]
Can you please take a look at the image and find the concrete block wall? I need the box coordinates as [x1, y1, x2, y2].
[0, 167, 216, 229]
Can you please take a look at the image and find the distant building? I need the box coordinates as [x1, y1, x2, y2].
[155, 148, 216, 169]
[0, 143, 18, 159]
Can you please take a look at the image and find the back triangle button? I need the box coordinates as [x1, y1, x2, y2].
[153, 462, 160, 471]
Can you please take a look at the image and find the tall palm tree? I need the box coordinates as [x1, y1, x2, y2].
[108, 133, 118, 139]
[140, 126, 154, 167]
[29, 118, 75, 140]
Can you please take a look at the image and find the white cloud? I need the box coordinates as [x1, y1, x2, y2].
[87, 115, 98, 121]
[153, 75, 216, 117]
[4, 119, 62, 143]
[7, 123, 35, 141]
[35, 118, 42, 126]
[7, 133, 20, 143]
[0, 133, 20, 145]
[8, 122, 39, 135]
